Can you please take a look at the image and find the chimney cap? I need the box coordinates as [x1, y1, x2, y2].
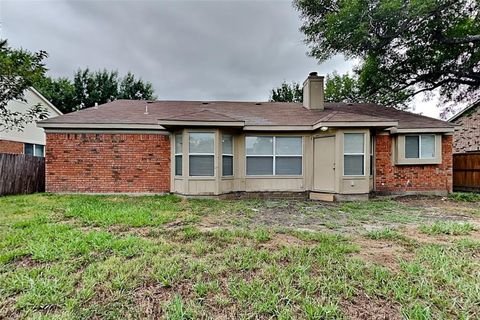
[309, 71, 318, 76]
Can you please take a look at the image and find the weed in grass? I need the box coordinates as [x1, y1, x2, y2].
[419, 221, 476, 235]
[340, 200, 420, 224]
[252, 229, 272, 242]
[448, 192, 480, 202]
[63, 195, 183, 227]
[455, 238, 480, 250]
[164, 295, 196, 319]
[366, 228, 405, 241]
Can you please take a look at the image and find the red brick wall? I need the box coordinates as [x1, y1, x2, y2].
[46, 133, 170, 193]
[0, 139, 24, 154]
[375, 134, 453, 193]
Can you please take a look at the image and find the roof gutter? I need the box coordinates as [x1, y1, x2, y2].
[388, 127, 455, 134]
[313, 121, 398, 130]
[37, 122, 166, 130]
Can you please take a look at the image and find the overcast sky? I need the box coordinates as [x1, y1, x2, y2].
[1, 0, 440, 118]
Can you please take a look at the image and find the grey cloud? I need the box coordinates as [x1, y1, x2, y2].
[1, 0, 354, 101]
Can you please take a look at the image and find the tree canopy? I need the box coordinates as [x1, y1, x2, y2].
[270, 72, 362, 103]
[294, 0, 480, 108]
[0, 40, 49, 131]
[36, 69, 156, 113]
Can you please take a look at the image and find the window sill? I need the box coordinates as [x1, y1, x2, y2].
[188, 177, 216, 181]
[245, 175, 303, 179]
[395, 159, 441, 165]
[342, 176, 367, 180]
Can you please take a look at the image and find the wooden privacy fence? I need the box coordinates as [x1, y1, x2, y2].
[453, 152, 480, 192]
[0, 153, 45, 196]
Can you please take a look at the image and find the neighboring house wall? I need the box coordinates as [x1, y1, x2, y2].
[0, 88, 62, 153]
[0, 139, 24, 154]
[375, 134, 453, 194]
[45, 133, 170, 193]
[451, 105, 480, 153]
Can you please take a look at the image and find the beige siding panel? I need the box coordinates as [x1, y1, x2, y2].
[340, 178, 370, 194]
[219, 179, 235, 193]
[187, 179, 216, 195]
[245, 178, 304, 192]
[173, 178, 185, 194]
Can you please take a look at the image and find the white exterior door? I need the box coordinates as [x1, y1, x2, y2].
[313, 136, 335, 192]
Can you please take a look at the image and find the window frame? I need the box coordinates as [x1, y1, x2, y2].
[174, 133, 183, 176]
[188, 131, 215, 177]
[222, 134, 234, 177]
[24, 143, 44, 157]
[405, 134, 436, 159]
[245, 136, 303, 177]
[343, 133, 366, 177]
[370, 134, 375, 177]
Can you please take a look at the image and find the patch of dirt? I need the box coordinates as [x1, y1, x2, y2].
[403, 226, 480, 244]
[395, 196, 480, 216]
[0, 295, 21, 320]
[402, 226, 455, 245]
[341, 292, 401, 320]
[352, 238, 413, 271]
[13, 255, 42, 268]
[231, 202, 337, 232]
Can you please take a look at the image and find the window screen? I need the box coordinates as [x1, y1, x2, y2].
[222, 134, 233, 176]
[189, 133, 214, 176]
[275, 137, 302, 175]
[24, 143, 34, 156]
[405, 136, 420, 158]
[175, 133, 182, 176]
[420, 135, 435, 158]
[344, 133, 365, 176]
[246, 136, 302, 176]
[405, 135, 435, 159]
[34, 145, 44, 157]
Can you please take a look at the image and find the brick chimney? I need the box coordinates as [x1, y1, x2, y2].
[302, 72, 324, 110]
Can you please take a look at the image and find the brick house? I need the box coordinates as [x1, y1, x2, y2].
[38, 73, 455, 200]
[449, 102, 480, 153]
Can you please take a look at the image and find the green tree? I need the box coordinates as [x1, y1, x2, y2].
[324, 72, 362, 103]
[269, 72, 362, 103]
[118, 72, 155, 100]
[35, 69, 156, 113]
[0, 39, 49, 130]
[269, 81, 303, 102]
[294, 0, 480, 107]
[35, 76, 76, 113]
[73, 69, 119, 109]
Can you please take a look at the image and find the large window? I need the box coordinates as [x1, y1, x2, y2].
[174, 133, 182, 176]
[246, 136, 302, 176]
[344, 133, 365, 176]
[405, 135, 435, 159]
[189, 132, 215, 176]
[24, 143, 44, 157]
[222, 134, 233, 176]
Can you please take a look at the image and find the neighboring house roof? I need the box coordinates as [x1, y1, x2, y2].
[38, 99, 454, 132]
[448, 102, 480, 122]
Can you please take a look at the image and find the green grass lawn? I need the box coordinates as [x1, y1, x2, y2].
[0, 194, 479, 319]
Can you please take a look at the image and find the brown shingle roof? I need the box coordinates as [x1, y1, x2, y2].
[39, 100, 454, 129]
